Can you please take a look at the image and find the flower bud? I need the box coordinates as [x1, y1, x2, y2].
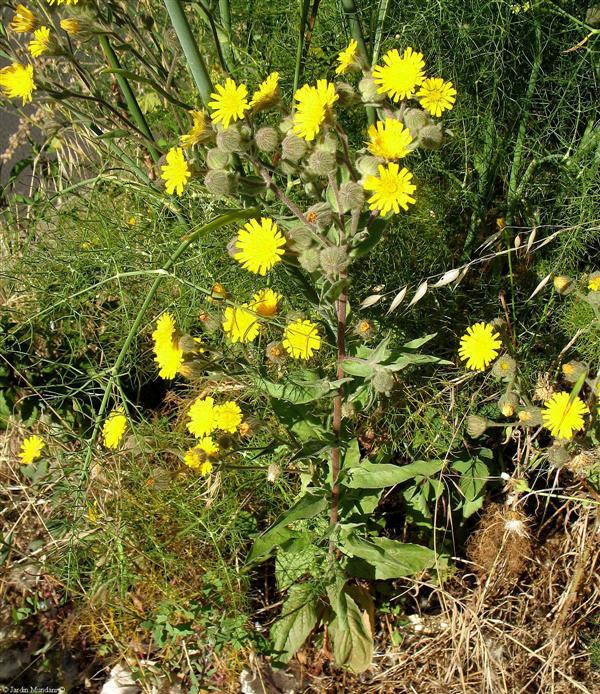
[547, 442, 571, 468]
[206, 148, 232, 170]
[356, 155, 382, 178]
[279, 116, 293, 134]
[216, 432, 235, 449]
[499, 392, 519, 418]
[281, 133, 307, 162]
[418, 124, 443, 150]
[303, 181, 322, 198]
[306, 202, 334, 230]
[341, 402, 356, 419]
[307, 150, 337, 177]
[266, 341, 287, 365]
[517, 407, 543, 427]
[354, 319, 374, 340]
[553, 275, 572, 294]
[198, 311, 221, 333]
[287, 225, 315, 251]
[335, 81, 359, 106]
[585, 291, 600, 308]
[204, 169, 237, 196]
[358, 76, 385, 104]
[372, 367, 394, 395]
[267, 463, 281, 483]
[403, 108, 430, 136]
[466, 415, 489, 438]
[239, 175, 268, 196]
[209, 282, 229, 301]
[280, 159, 298, 175]
[216, 126, 248, 153]
[562, 360, 587, 383]
[298, 248, 321, 273]
[255, 126, 279, 153]
[178, 334, 198, 353]
[319, 245, 349, 279]
[492, 355, 516, 381]
[339, 181, 365, 212]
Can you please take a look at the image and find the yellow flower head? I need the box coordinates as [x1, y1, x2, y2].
[152, 312, 184, 379]
[19, 435, 44, 465]
[251, 288, 282, 317]
[209, 78, 249, 129]
[292, 80, 339, 142]
[542, 391, 589, 440]
[29, 26, 51, 58]
[458, 322, 502, 371]
[46, 0, 79, 5]
[160, 147, 190, 196]
[102, 407, 127, 449]
[0, 63, 36, 105]
[60, 18, 81, 35]
[587, 273, 600, 292]
[234, 217, 286, 275]
[214, 401, 243, 433]
[184, 437, 219, 475]
[187, 396, 217, 438]
[283, 319, 321, 360]
[335, 39, 359, 75]
[223, 304, 260, 343]
[180, 110, 210, 148]
[11, 5, 38, 33]
[250, 72, 280, 111]
[367, 118, 413, 160]
[363, 162, 416, 215]
[417, 77, 457, 117]
[372, 47, 426, 102]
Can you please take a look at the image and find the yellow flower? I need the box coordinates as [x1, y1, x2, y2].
[417, 78, 457, 117]
[214, 401, 243, 432]
[367, 118, 413, 160]
[60, 18, 81, 35]
[152, 312, 184, 379]
[250, 72, 280, 110]
[587, 274, 600, 291]
[234, 217, 286, 275]
[292, 80, 338, 142]
[102, 407, 127, 449]
[335, 39, 359, 75]
[542, 392, 589, 440]
[180, 110, 210, 148]
[29, 26, 51, 58]
[223, 304, 260, 343]
[184, 437, 219, 475]
[209, 78, 249, 129]
[363, 162, 416, 215]
[46, 0, 79, 5]
[458, 322, 502, 371]
[11, 5, 38, 33]
[160, 147, 190, 196]
[187, 396, 217, 438]
[283, 319, 321, 360]
[127, 215, 136, 226]
[251, 288, 282, 317]
[372, 47, 426, 102]
[19, 435, 45, 464]
[0, 63, 36, 105]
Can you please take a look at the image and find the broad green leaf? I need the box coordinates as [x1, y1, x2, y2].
[341, 359, 373, 378]
[342, 439, 361, 469]
[344, 459, 445, 489]
[276, 536, 320, 590]
[453, 455, 491, 519]
[256, 376, 349, 404]
[328, 590, 373, 673]
[385, 353, 452, 372]
[271, 584, 319, 664]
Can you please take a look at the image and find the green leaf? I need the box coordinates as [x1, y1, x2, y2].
[344, 459, 445, 489]
[452, 455, 491, 519]
[255, 376, 349, 404]
[341, 359, 373, 378]
[385, 353, 452, 372]
[339, 533, 438, 580]
[276, 536, 320, 590]
[402, 334, 437, 349]
[342, 439, 361, 469]
[248, 492, 328, 562]
[328, 590, 373, 673]
[271, 584, 319, 664]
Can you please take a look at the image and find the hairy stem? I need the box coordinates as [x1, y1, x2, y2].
[330, 284, 347, 537]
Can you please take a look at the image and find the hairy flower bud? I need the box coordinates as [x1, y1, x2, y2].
[198, 311, 221, 333]
[466, 415, 489, 438]
[303, 181, 322, 198]
[280, 159, 298, 175]
[239, 175, 268, 196]
[372, 367, 394, 395]
[204, 169, 237, 196]
[216, 126, 248, 153]
[517, 407, 543, 427]
[403, 108, 430, 136]
[499, 392, 519, 418]
[320, 245, 349, 279]
[553, 275, 572, 294]
[354, 319, 375, 340]
[298, 248, 321, 273]
[255, 126, 279, 153]
[339, 181, 365, 212]
[267, 463, 281, 483]
[266, 341, 286, 365]
[281, 133, 307, 162]
[287, 225, 315, 251]
[492, 355, 517, 381]
[306, 202, 334, 230]
[335, 81, 359, 106]
[418, 124, 443, 150]
[206, 148, 232, 170]
[341, 402, 356, 419]
[279, 115, 293, 134]
[547, 442, 571, 468]
[359, 76, 385, 104]
[307, 149, 337, 177]
[356, 155, 382, 178]
[561, 360, 587, 383]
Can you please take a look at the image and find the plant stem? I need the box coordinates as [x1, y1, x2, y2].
[98, 36, 160, 163]
[330, 284, 347, 537]
[293, 0, 312, 97]
[163, 0, 214, 107]
[340, 0, 375, 124]
[218, 0, 235, 68]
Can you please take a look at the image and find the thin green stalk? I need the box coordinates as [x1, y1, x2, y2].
[163, 0, 214, 107]
[293, 0, 312, 97]
[371, 0, 390, 65]
[98, 36, 160, 163]
[340, 0, 375, 124]
[218, 0, 235, 68]
[81, 206, 259, 484]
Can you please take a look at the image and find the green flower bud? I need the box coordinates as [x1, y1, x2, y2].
[492, 355, 517, 381]
[279, 115, 293, 134]
[198, 311, 221, 333]
[358, 76, 385, 104]
[298, 248, 321, 273]
[517, 407, 543, 427]
[280, 159, 299, 175]
[341, 402, 356, 419]
[498, 392, 519, 418]
[335, 81, 359, 106]
[372, 367, 394, 395]
[303, 181, 322, 198]
[418, 124, 443, 150]
[307, 149, 337, 177]
[216, 126, 248, 153]
[320, 245, 349, 279]
[339, 181, 365, 212]
[547, 442, 571, 468]
[466, 415, 489, 438]
[178, 334, 198, 353]
[287, 225, 315, 251]
[239, 175, 268, 197]
[585, 291, 600, 308]
[255, 126, 280, 153]
[281, 133, 307, 162]
[586, 4, 600, 27]
[553, 275, 573, 294]
[561, 360, 587, 383]
[306, 202, 334, 230]
[267, 463, 281, 483]
[356, 155, 382, 178]
[204, 169, 237, 197]
[206, 148, 232, 170]
[403, 108, 430, 136]
[319, 134, 339, 154]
